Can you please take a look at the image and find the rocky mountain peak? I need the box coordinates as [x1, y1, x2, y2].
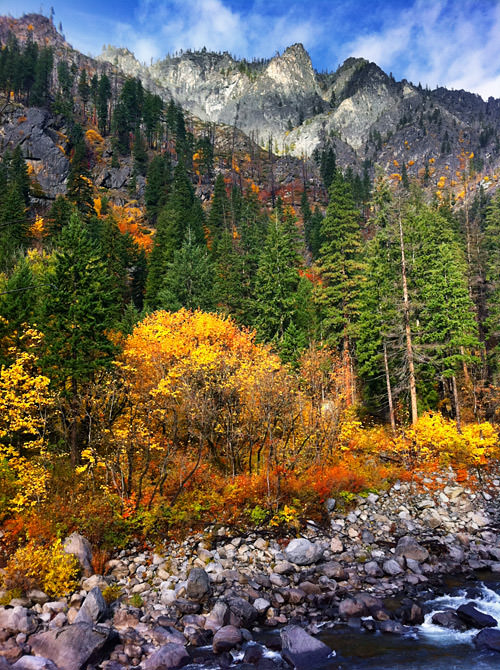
[265, 43, 317, 94]
[0, 12, 64, 47]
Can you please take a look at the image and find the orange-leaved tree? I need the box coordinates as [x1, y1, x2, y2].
[80, 309, 291, 508]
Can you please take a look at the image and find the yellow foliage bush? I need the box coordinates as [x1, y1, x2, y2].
[393, 411, 499, 466]
[2, 539, 80, 598]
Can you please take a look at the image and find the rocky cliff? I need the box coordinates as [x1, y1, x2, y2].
[99, 41, 500, 181]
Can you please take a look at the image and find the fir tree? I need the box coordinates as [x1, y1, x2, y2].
[253, 213, 301, 345]
[145, 163, 204, 308]
[158, 233, 214, 312]
[145, 154, 171, 222]
[208, 173, 230, 245]
[41, 214, 119, 464]
[483, 191, 500, 376]
[315, 171, 364, 403]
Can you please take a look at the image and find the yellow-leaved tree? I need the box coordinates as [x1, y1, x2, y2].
[0, 330, 54, 513]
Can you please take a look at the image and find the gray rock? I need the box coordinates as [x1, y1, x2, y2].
[205, 601, 230, 632]
[109, 167, 131, 189]
[0, 606, 37, 634]
[457, 603, 497, 628]
[3, 108, 69, 198]
[474, 628, 500, 651]
[253, 598, 271, 614]
[62, 533, 93, 576]
[29, 623, 113, 670]
[339, 597, 368, 619]
[284, 538, 323, 566]
[74, 587, 106, 624]
[186, 568, 211, 601]
[12, 658, 58, 670]
[330, 537, 343, 553]
[151, 626, 187, 647]
[212, 626, 242, 654]
[173, 598, 201, 615]
[432, 610, 468, 631]
[273, 560, 295, 575]
[364, 561, 383, 577]
[325, 498, 336, 512]
[383, 559, 404, 576]
[26, 591, 49, 606]
[143, 644, 190, 670]
[395, 536, 429, 562]
[280, 625, 332, 669]
[227, 597, 258, 626]
[378, 620, 407, 634]
[320, 561, 346, 580]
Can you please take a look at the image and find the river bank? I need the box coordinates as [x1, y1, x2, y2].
[1, 469, 500, 669]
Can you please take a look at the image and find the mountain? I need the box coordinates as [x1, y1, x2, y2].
[99, 40, 500, 182]
[1, 11, 499, 203]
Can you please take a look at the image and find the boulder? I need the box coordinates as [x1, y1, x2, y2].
[395, 536, 429, 562]
[63, 533, 92, 577]
[432, 610, 468, 631]
[383, 559, 403, 576]
[457, 603, 497, 628]
[378, 620, 407, 634]
[73, 588, 106, 624]
[280, 625, 331, 669]
[320, 561, 346, 580]
[143, 644, 190, 670]
[243, 643, 265, 664]
[29, 623, 114, 670]
[13, 658, 58, 670]
[253, 598, 271, 614]
[474, 628, 500, 652]
[0, 607, 37, 635]
[364, 561, 383, 577]
[212, 626, 242, 654]
[284, 538, 323, 566]
[339, 597, 368, 619]
[205, 601, 230, 633]
[173, 599, 200, 615]
[186, 568, 211, 601]
[227, 597, 258, 626]
[151, 626, 187, 647]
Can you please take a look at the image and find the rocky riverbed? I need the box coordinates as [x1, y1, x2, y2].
[1, 470, 500, 669]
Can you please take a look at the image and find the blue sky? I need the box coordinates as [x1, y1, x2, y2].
[2, 0, 500, 99]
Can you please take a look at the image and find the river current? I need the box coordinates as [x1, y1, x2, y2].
[191, 576, 500, 669]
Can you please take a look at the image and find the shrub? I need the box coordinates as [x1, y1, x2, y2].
[2, 539, 79, 598]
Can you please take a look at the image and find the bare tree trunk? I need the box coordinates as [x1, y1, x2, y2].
[398, 204, 418, 424]
[452, 375, 462, 433]
[384, 341, 396, 435]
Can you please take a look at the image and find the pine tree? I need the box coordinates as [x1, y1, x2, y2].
[158, 233, 214, 312]
[315, 171, 364, 403]
[253, 213, 301, 345]
[208, 173, 230, 245]
[133, 125, 148, 176]
[483, 191, 500, 377]
[145, 154, 171, 222]
[78, 69, 90, 118]
[357, 175, 401, 428]
[41, 213, 119, 464]
[0, 256, 36, 339]
[0, 183, 28, 270]
[213, 229, 245, 318]
[97, 73, 111, 135]
[67, 126, 94, 218]
[145, 163, 204, 308]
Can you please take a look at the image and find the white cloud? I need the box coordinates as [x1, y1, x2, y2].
[342, 0, 500, 99]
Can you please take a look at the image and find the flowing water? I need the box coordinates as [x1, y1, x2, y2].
[191, 576, 500, 669]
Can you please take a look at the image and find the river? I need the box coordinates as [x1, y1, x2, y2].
[190, 575, 500, 669]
